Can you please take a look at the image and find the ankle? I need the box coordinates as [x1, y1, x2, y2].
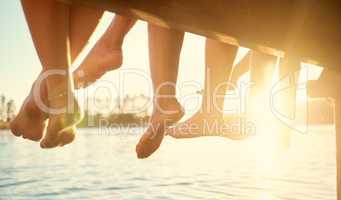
[48, 75, 73, 93]
[23, 96, 45, 118]
[153, 97, 182, 114]
[154, 96, 178, 106]
[97, 35, 123, 51]
[23, 81, 48, 116]
[197, 105, 225, 117]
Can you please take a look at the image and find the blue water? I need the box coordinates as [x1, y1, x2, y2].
[0, 126, 336, 200]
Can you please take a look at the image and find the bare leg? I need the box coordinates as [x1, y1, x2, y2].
[10, 74, 48, 141]
[229, 52, 251, 86]
[74, 15, 136, 88]
[10, 0, 103, 148]
[247, 51, 279, 146]
[249, 51, 277, 102]
[202, 39, 238, 114]
[13, 0, 78, 148]
[135, 25, 185, 159]
[249, 54, 299, 149]
[166, 39, 247, 139]
[248, 51, 277, 119]
[47, 5, 104, 146]
[69, 5, 104, 61]
[277, 56, 300, 149]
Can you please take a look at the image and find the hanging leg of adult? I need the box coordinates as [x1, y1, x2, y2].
[248, 51, 277, 115]
[56, 5, 104, 146]
[25, 0, 80, 149]
[166, 39, 244, 140]
[11, 1, 104, 144]
[73, 15, 136, 88]
[10, 0, 63, 142]
[10, 0, 77, 148]
[248, 51, 278, 146]
[69, 5, 104, 62]
[276, 56, 301, 150]
[34, 1, 84, 149]
[136, 25, 185, 159]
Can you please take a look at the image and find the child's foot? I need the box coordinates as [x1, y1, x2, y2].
[166, 112, 252, 140]
[136, 98, 184, 159]
[10, 80, 48, 141]
[73, 41, 123, 89]
[40, 94, 83, 149]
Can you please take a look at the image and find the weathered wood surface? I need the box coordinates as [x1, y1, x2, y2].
[64, 0, 341, 70]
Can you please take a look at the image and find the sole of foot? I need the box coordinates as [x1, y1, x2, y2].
[40, 95, 83, 149]
[136, 100, 185, 159]
[10, 88, 48, 141]
[10, 115, 46, 142]
[166, 114, 252, 140]
[40, 126, 76, 149]
[73, 43, 123, 89]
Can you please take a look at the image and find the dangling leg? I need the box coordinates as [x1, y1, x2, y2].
[11, 0, 103, 147]
[229, 51, 251, 86]
[166, 39, 244, 139]
[248, 51, 277, 123]
[48, 5, 104, 146]
[11, 0, 72, 143]
[247, 51, 278, 147]
[73, 15, 136, 88]
[276, 56, 300, 149]
[136, 25, 185, 159]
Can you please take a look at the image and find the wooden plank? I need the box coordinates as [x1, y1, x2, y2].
[64, 0, 341, 70]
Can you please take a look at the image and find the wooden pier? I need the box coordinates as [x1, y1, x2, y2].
[62, 0, 341, 198]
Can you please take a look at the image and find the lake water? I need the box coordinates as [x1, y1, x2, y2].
[0, 126, 337, 200]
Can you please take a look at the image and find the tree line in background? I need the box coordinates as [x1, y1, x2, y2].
[0, 93, 151, 129]
[0, 94, 16, 129]
[77, 111, 150, 128]
[0, 92, 336, 130]
[78, 94, 151, 128]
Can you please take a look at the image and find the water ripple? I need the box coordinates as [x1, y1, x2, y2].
[0, 127, 336, 200]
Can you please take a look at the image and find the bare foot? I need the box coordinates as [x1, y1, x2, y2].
[73, 41, 123, 89]
[10, 80, 48, 141]
[40, 94, 82, 149]
[40, 124, 77, 149]
[166, 113, 254, 140]
[10, 75, 80, 148]
[136, 99, 184, 159]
